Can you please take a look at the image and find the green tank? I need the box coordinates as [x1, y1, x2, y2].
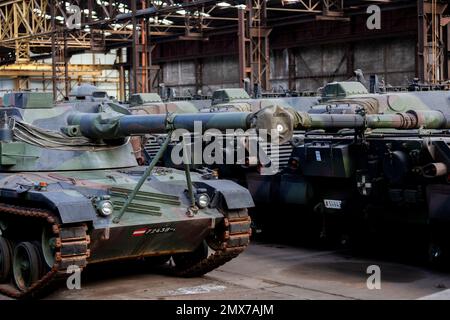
[0, 91, 288, 298]
[256, 106, 450, 263]
[185, 84, 450, 257]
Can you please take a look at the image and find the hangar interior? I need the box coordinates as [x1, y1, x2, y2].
[0, 0, 448, 101]
[2, 0, 450, 302]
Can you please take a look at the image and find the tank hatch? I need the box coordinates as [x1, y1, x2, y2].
[321, 81, 369, 102]
[129, 93, 163, 106]
[212, 89, 251, 105]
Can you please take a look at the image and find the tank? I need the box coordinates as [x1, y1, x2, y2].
[241, 83, 450, 242]
[184, 84, 450, 260]
[262, 107, 450, 262]
[0, 91, 289, 298]
[127, 84, 450, 263]
[224, 82, 441, 211]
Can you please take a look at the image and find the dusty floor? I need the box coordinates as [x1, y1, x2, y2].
[19, 242, 449, 300]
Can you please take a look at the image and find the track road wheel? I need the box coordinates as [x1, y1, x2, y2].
[41, 227, 57, 268]
[0, 237, 13, 283]
[172, 241, 208, 274]
[13, 242, 42, 292]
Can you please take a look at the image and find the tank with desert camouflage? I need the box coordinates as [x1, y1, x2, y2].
[0, 90, 289, 298]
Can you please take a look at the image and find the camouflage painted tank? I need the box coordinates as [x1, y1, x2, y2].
[0, 91, 288, 298]
[242, 82, 446, 236]
[274, 108, 450, 262]
[183, 84, 450, 252]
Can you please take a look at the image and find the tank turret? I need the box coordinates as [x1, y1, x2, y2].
[312, 81, 432, 115]
[69, 84, 109, 101]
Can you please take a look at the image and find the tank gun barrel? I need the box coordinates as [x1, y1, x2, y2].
[289, 110, 450, 130]
[66, 105, 293, 143]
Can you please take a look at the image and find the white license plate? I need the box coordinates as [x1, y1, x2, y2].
[324, 199, 342, 210]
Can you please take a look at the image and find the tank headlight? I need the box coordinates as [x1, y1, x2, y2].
[98, 200, 114, 217]
[196, 194, 210, 208]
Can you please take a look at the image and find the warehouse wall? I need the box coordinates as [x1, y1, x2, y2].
[0, 37, 416, 100]
[271, 37, 416, 92]
[159, 36, 416, 96]
[152, 4, 418, 96]
[161, 55, 240, 97]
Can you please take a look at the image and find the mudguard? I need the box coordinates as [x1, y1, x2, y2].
[39, 191, 97, 223]
[194, 180, 255, 210]
[0, 188, 96, 224]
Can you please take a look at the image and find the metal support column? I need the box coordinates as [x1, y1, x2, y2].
[238, 1, 271, 95]
[131, 0, 139, 94]
[117, 48, 126, 102]
[417, 0, 448, 83]
[64, 32, 70, 99]
[195, 58, 203, 95]
[288, 48, 297, 92]
[445, 21, 450, 79]
[51, 0, 57, 101]
[238, 8, 250, 91]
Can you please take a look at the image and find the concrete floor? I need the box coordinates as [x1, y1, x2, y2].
[25, 242, 450, 300]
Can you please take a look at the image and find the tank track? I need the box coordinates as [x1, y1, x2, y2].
[174, 208, 251, 277]
[0, 203, 90, 299]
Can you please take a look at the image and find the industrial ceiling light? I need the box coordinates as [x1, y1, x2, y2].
[161, 18, 173, 25]
[217, 2, 231, 8]
[281, 0, 301, 4]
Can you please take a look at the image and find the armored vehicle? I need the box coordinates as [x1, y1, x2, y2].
[242, 82, 450, 238]
[192, 82, 450, 252]
[0, 91, 288, 298]
[267, 108, 450, 261]
[130, 84, 450, 259]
